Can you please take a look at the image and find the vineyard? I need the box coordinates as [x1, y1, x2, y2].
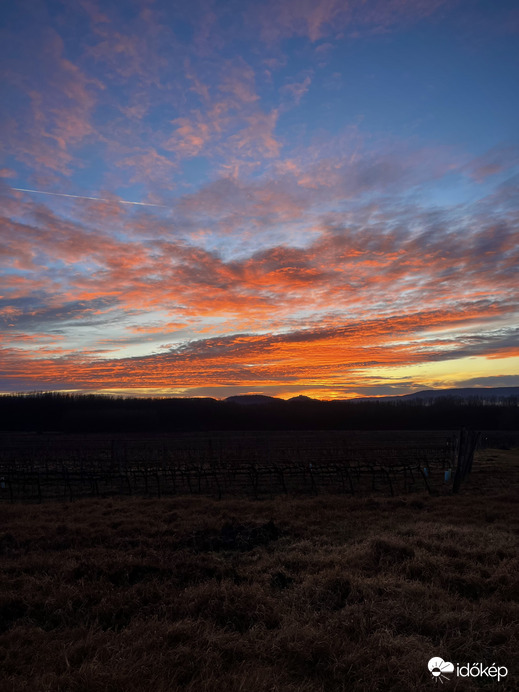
[0, 430, 462, 502]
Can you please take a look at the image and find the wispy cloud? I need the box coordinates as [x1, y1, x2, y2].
[250, 0, 453, 43]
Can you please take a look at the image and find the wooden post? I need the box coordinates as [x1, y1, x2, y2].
[453, 429, 479, 493]
[383, 468, 394, 496]
[249, 465, 258, 499]
[420, 466, 431, 494]
[465, 431, 481, 476]
[345, 466, 355, 494]
[452, 428, 466, 494]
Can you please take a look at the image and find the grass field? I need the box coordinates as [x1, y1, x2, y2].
[0, 447, 518, 691]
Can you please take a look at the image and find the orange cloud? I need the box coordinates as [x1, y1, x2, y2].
[1, 302, 517, 394]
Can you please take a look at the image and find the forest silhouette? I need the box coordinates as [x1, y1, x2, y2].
[1, 392, 517, 434]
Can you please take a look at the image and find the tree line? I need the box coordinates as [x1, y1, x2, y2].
[0, 392, 517, 433]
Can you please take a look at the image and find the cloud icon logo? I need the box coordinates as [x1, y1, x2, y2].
[428, 658, 454, 683]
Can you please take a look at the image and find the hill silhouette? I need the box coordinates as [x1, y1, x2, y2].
[0, 388, 517, 433]
[353, 387, 519, 403]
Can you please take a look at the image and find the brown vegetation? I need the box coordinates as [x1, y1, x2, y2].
[0, 448, 518, 691]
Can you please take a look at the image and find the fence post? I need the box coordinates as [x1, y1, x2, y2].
[465, 431, 481, 476]
[453, 429, 479, 493]
[420, 466, 431, 494]
[453, 429, 465, 493]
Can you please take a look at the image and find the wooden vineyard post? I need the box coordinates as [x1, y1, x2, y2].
[382, 468, 394, 496]
[126, 471, 132, 495]
[420, 466, 431, 494]
[248, 464, 259, 499]
[453, 429, 480, 494]
[465, 431, 481, 476]
[36, 472, 42, 503]
[63, 467, 73, 501]
[453, 428, 466, 494]
[308, 464, 317, 495]
[277, 466, 288, 494]
[345, 466, 355, 494]
[212, 469, 222, 500]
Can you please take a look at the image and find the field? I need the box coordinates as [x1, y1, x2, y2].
[0, 441, 518, 691]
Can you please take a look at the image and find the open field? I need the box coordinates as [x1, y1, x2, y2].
[0, 446, 518, 691]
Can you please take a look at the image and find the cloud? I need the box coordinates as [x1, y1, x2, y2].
[281, 75, 312, 105]
[1, 0, 517, 397]
[464, 146, 519, 183]
[1, 304, 517, 394]
[251, 0, 453, 43]
[116, 149, 178, 188]
[2, 137, 517, 343]
[164, 115, 213, 158]
[2, 28, 103, 175]
[219, 58, 259, 104]
[453, 375, 519, 388]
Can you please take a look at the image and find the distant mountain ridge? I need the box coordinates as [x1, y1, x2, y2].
[225, 387, 519, 404]
[225, 394, 320, 405]
[361, 387, 519, 403]
[225, 395, 280, 405]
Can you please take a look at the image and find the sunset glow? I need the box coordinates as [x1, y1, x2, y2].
[1, 0, 518, 398]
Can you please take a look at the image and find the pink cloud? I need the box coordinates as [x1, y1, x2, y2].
[464, 146, 519, 183]
[2, 29, 102, 175]
[116, 149, 178, 188]
[219, 58, 259, 104]
[164, 115, 212, 158]
[228, 109, 281, 160]
[251, 0, 453, 43]
[281, 75, 312, 105]
[85, 4, 172, 85]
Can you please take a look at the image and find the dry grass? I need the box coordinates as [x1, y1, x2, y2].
[0, 448, 517, 691]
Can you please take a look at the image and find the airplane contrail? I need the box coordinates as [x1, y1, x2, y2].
[10, 187, 167, 208]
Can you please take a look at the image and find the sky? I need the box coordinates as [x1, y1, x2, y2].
[1, 0, 518, 399]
